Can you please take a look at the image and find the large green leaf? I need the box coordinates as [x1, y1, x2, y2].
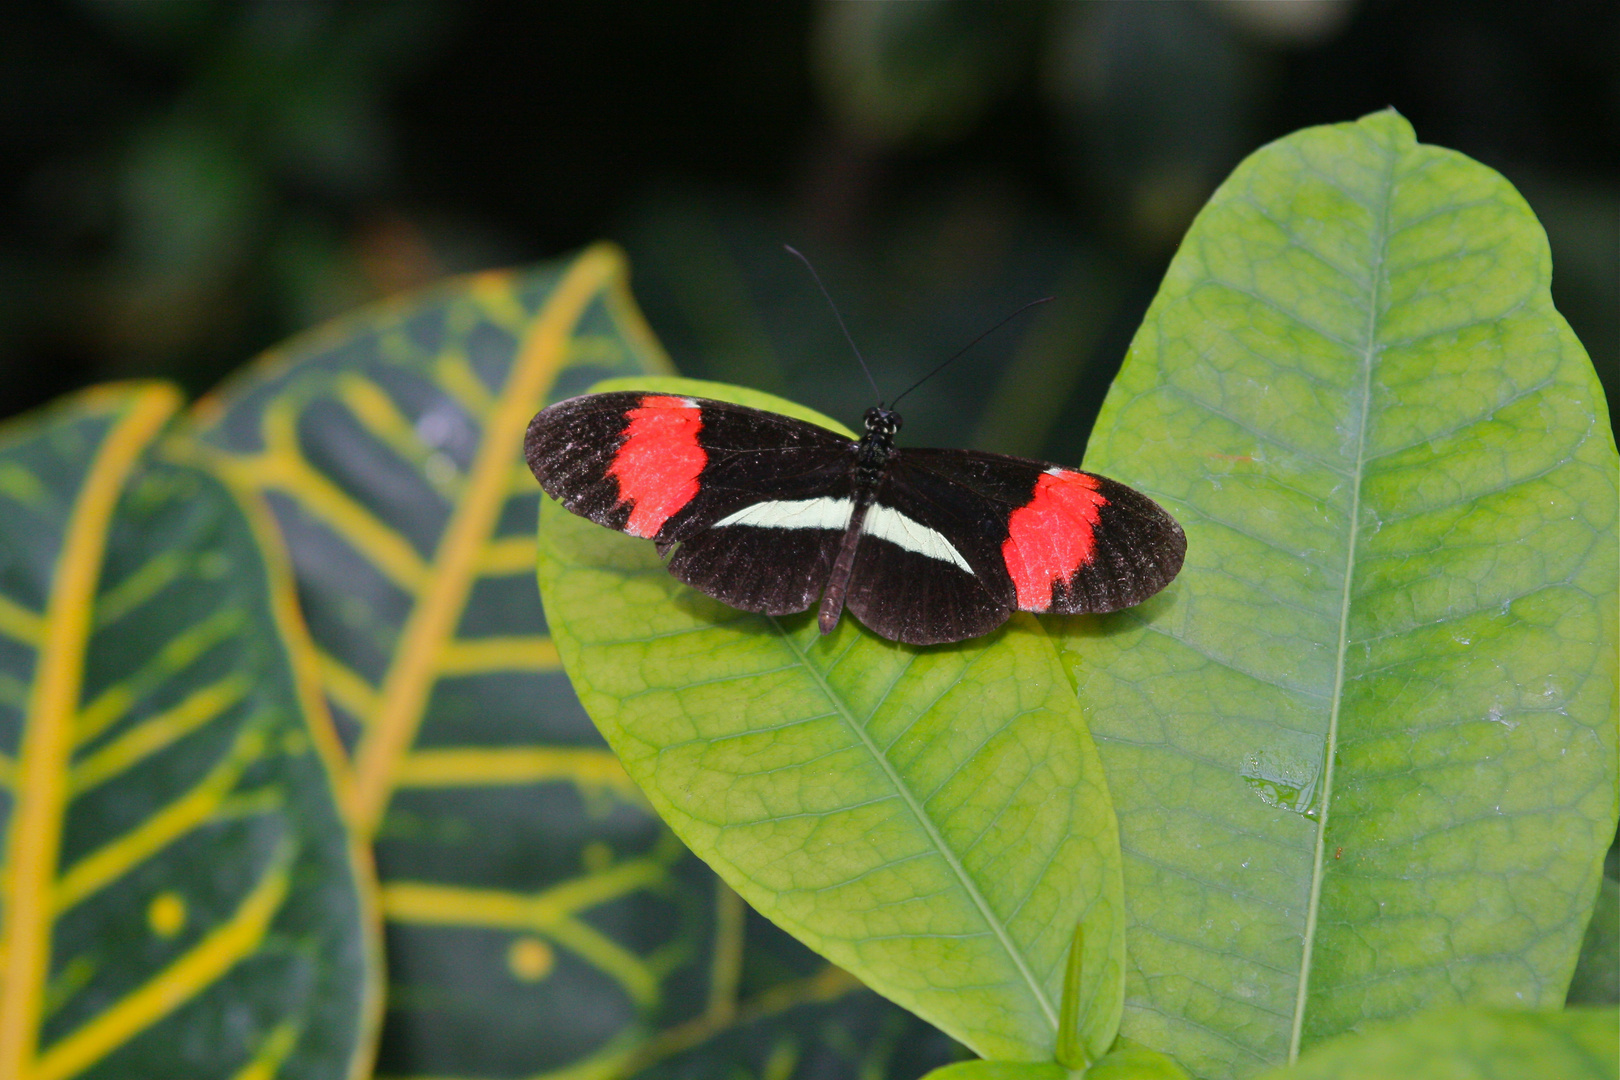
[1251, 1006, 1618, 1080]
[188, 249, 954, 1078]
[1065, 110, 1619, 1077]
[0, 383, 375, 1079]
[537, 377, 1126, 1064]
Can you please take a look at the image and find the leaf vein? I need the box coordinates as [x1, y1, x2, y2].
[768, 619, 1062, 1035]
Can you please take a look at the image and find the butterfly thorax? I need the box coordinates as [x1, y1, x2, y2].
[853, 406, 901, 492]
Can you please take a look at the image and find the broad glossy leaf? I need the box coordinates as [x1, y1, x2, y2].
[189, 247, 691, 1077]
[537, 377, 1126, 1063]
[188, 249, 951, 1077]
[1064, 110, 1619, 1077]
[0, 383, 375, 1079]
[1251, 1006, 1619, 1080]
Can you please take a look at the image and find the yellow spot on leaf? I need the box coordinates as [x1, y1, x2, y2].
[148, 892, 186, 937]
[507, 936, 554, 982]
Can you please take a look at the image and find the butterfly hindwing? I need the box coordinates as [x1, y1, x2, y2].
[666, 518, 845, 618]
[836, 455, 1028, 644]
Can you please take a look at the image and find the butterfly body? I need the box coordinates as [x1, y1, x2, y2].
[527, 391, 1185, 645]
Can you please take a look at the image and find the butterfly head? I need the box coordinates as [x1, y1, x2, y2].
[863, 406, 901, 440]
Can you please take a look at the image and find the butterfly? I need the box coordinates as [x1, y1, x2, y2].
[525, 390, 1185, 645]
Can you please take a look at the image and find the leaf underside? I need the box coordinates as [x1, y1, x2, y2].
[1066, 110, 1619, 1078]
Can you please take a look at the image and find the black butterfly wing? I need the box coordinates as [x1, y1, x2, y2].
[844, 448, 1185, 644]
[526, 391, 857, 616]
[1041, 472, 1186, 614]
[839, 454, 1025, 645]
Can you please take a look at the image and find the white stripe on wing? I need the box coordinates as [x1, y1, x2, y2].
[713, 497, 855, 531]
[863, 504, 973, 573]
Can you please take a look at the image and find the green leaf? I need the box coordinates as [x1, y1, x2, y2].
[188, 249, 952, 1077]
[1249, 1006, 1618, 1080]
[0, 383, 375, 1079]
[1566, 876, 1618, 1005]
[918, 1043, 1190, 1080]
[537, 377, 1126, 1063]
[919, 1061, 1066, 1080]
[1082, 1042, 1193, 1080]
[1065, 110, 1620, 1078]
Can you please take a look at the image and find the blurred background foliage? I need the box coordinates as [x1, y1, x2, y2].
[1, 0, 1614, 458]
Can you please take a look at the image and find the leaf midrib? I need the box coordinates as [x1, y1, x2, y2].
[771, 620, 1062, 1039]
[1286, 138, 1400, 1059]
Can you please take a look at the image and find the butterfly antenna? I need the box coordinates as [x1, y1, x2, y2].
[784, 244, 884, 404]
[890, 295, 1055, 409]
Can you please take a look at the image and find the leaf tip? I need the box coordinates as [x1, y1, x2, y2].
[1353, 106, 1417, 148]
[575, 239, 631, 285]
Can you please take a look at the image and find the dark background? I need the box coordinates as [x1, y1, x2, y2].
[1, 0, 1615, 460]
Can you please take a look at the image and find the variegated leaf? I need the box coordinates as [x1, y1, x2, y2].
[0, 382, 376, 1080]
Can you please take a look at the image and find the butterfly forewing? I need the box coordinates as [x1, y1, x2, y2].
[527, 391, 858, 618]
[526, 391, 854, 540]
[1047, 474, 1185, 613]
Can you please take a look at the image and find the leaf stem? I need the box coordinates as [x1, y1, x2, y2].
[1054, 922, 1090, 1071]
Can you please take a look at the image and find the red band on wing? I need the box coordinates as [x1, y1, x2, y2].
[608, 395, 706, 538]
[1002, 470, 1108, 610]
